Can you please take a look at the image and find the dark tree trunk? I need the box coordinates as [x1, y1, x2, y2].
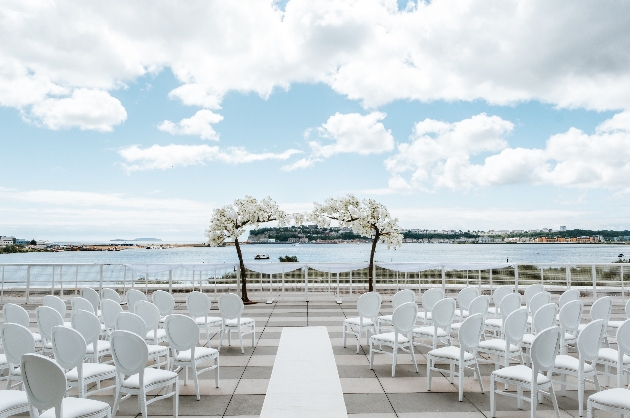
[234, 238, 250, 302]
[368, 230, 380, 292]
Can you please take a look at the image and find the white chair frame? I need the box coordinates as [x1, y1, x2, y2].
[377, 289, 413, 332]
[0, 323, 35, 390]
[43, 295, 71, 327]
[126, 289, 147, 313]
[81, 287, 101, 317]
[413, 298, 456, 350]
[186, 291, 221, 345]
[454, 287, 480, 319]
[3, 303, 43, 346]
[343, 291, 382, 354]
[451, 296, 489, 339]
[485, 293, 521, 338]
[487, 285, 514, 319]
[478, 308, 528, 372]
[218, 293, 256, 354]
[36, 306, 64, 356]
[115, 312, 169, 369]
[0, 389, 29, 418]
[523, 303, 558, 366]
[135, 301, 167, 345]
[597, 318, 630, 388]
[102, 288, 122, 304]
[558, 299, 584, 354]
[153, 290, 176, 321]
[418, 288, 444, 325]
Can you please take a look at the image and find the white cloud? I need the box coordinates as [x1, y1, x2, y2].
[118, 144, 301, 172]
[280, 157, 321, 171]
[158, 110, 223, 140]
[386, 111, 630, 192]
[29, 89, 127, 131]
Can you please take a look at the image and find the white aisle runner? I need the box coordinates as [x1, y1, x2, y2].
[260, 326, 348, 418]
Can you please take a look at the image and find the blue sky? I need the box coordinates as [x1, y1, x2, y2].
[1, 1, 630, 241]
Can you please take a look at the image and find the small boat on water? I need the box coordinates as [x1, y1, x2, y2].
[254, 254, 270, 260]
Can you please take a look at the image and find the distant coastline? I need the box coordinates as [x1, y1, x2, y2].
[110, 238, 162, 242]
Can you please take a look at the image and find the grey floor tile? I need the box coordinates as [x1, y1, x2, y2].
[337, 365, 379, 378]
[217, 366, 246, 379]
[224, 394, 265, 416]
[344, 393, 395, 414]
[176, 395, 232, 416]
[252, 346, 278, 355]
[241, 366, 273, 379]
[388, 393, 478, 413]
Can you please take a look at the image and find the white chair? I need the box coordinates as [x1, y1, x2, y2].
[487, 285, 514, 318]
[0, 323, 35, 389]
[451, 295, 489, 337]
[377, 289, 413, 333]
[81, 287, 101, 317]
[101, 299, 123, 336]
[417, 288, 444, 324]
[51, 325, 117, 399]
[490, 326, 562, 418]
[110, 330, 178, 418]
[522, 303, 558, 365]
[427, 313, 485, 401]
[587, 384, 630, 418]
[413, 298, 456, 349]
[552, 319, 606, 417]
[71, 310, 110, 364]
[523, 283, 545, 311]
[0, 389, 29, 418]
[102, 288, 122, 304]
[43, 295, 71, 327]
[218, 293, 256, 354]
[115, 312, 169, 369]
[454, 287, 480, 320]
[126, 289, 147, 313]
[607, 298, 630, 338]
[36, 306, 64, 355]
[526, 291, 551, 328]
[577, 296, 612, 345]
[165, 314, 220, 400]
[135, 301, 167, 345]
[186, 291, 221, 345]
[478, 308, 528, 371]
[369, 302, 419, 377]
[556, 289, 580, 322]
[72, 297, 106, 334]
[153, 290, 175, 321]
[343, 292, 382, 354]
[3, 303, 43, 345]
[597, 318, 630, 388]
[21, 353, 111, 418]
[485, 293, 521, 337]
[558, 299, 584, 354]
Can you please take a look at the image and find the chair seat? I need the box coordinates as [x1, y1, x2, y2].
[63, 322, 72, 328]
[66, 363, 116, 381]
[563, 333, 576, 341]
[225, 318, 255, 327]
[413, 326, 447, 337]
[10, 367, 21, 376]
[493, 364, 550, 384]
[148, 344, 169, 355]
[32, 332, 42, 342]
[344, 317, 374, 327]
[577, 323, 587, 332]
[588, 388, 630, 409]
[123, 368, 178, 389]
[39, 396, 110, 418]
[86, 340, 110, 354]
[371, 332, 409, 344]
[454, 309, 469, 318]
[0, 389, 28, 412]
[478, 338, 520, 352]
[526, 316, 533, 324]
[0, 354, 6, 366]
[175, 346, 219, 362]
[608, 320, 624, 329]
[451, 322, 462, 331]
[428, 346, 475, 361]
[487, 307, 498, 315]
[416, 312, 432, 320]
[485, 318, 502, 328]
[522, 333, 535, 345]
[145, 328, 167, 341]
[194, 316, 222, 326]
[554, 354, 595, 372]
[377, 314, 393, 322]
[598, 347, 630, 364]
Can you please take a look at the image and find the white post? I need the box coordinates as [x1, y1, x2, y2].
[478, 270, 481, 290]
[214, 270, 217, 299]
[304, 267, 309, 302]
[328, 270, 331, 293]
[236, 268, 241, 298]
[51, 265, 55, 295]
[441, 266, 445, 293]
[123, 266, 127, 294]
[349, 270, 353, 295]
[337, 272, 340, 297]
[418, 270, 422, 294]
[169, 269, 173, 293]
[132, 271, 135, 289]
[396, 271, 399, 292]
[26, 265, 31, 304]
[75, 265, 79, 295]
[621, 265, 625, 300]
[405, 271, 408, 289]
[145, 273, 149, 294]
[281, 271, 285, 297]
[200, 271, 203, 293]
[540, 266, 544, 287]
[514, 264, 519, 293]
[566, 265, 571, 289]
[269, 273, 273, 297]
[99, 264, 103, 295]
[59, 265, 63, 297]
[260, 271, 263, 295]
[489, 268, 493, 293]
[1, 265, 4, 303]
[592, 264, 597, 299]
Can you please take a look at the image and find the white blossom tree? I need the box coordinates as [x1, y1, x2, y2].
[206, 196, 290, 303]
[310, 194, 403, 291]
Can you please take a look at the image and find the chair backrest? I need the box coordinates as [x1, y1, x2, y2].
[529, 291, 551, 316]
[504, 308, 528, 347]
[187, 291, 211, 319]
[43, 295, 67, 318]
[499, 292, 521, 324]
[492, 285, 514, 307]
[51, 326, 87, 371]
[530, 326, 561, 373]
[164, 314, 199, 352]
[468, 296, 490, 318]
[71, 296, 95, 314]
[81, 287, 100, 313]
[559, 300, 583, 333]
[21, 354, 67, 413]
[219, 293, 244, 320]
[110, 330, 149, 377]
[101, 298, 123, 330]
[558, 289, 580, 308]
[135, 301, 160, 336]
[0, 323, 35, 365]
[152, 290, 175, 316]
[357, 292, 382, 319]
[3, 303, 30, 327]
[590, 296, 612, 325]
[115, 312, 148, 337]
[626, 299, 630, 318]
[102, 288, 121, 304]
[532, 303, 557, 334]
[457, 287, 479, 311]
[459, 313, 485, 354]
[71, 309, 101, 349]
[577, 319, 605, 363]
[126, 289, 147, 313]
[392, 289, 415, 309]
[617, 319, 630, 358]
[392, 302, 418, 336]
[432, 298, 456, 331]
[36, 306, 64, 342]
[524, 284, 545, 306]
[421, 288, 444, 312]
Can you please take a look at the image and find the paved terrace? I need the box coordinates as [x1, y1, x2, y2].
[2, 295, 628, 418]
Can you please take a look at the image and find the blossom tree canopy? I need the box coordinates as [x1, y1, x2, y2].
[205, 196, 290, 302]
[310, 194, 403, 291]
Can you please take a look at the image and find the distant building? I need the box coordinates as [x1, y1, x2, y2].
[0, 236, 15, 247]
[560, 226, 566, 231]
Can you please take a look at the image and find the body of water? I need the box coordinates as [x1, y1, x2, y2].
[0, 243, 628, 265]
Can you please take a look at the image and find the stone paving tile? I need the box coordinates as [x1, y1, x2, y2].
[344, 393, 395, 414]
[223, 394, 265, 416]
[389, 392, 479, 413]
[340, 377, 385, 393]
[234, 378, 269, 394]
[241, 366, 273, 379]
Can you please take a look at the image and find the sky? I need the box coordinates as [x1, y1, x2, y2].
[1, 0, 630, 242]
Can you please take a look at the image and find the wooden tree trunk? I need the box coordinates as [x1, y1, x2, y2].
[368, 231, 380, 292]
[234, 238, 250, 302]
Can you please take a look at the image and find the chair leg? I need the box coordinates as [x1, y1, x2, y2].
[561, 373, 566, 396]
[140, 391, 148, 418]
[490, 375, 496, 417]
[239, 328, 244, 354]
[184, 366, 188, 386]
[369, 341, 374, 370]
[218, 327, 224, 351]
[427, 358, 432, 391]
[517, 385, 523, 409]
[215, 357, 220, 388]
[193, 363, 200, 401]
[530, 385, 536, 418]
[409, 343, 418, 373]
[356, 326, 361, 354]
[251, 325, 255, 348]
[449, 363, 454, 383]
[343, 324, 347, 348]
[458, 363, 464, 402]
[578, 377, 584, 417]
[550, 383, 560, 418]
[112, 383, 121, 418]
[174, 380, 179, 418]
[475, 362, 484, 394]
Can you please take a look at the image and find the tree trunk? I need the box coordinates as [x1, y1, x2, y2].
[368, 230, 380, 292]
[234, 238, 250, 302]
